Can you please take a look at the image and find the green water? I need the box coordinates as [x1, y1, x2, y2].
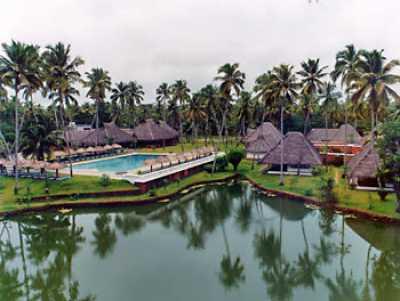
[1, 183, 399, 301]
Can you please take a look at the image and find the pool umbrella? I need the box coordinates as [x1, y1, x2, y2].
[94, 146, 105, 153]
[21, 159, 34, 173]
[53, 150, 66, 159]
[47, 162, 66, 178]
[112, 144, 122, 149]
[32, 161, 48, 174]
[104, 145, 113, 152]
[76, 148, 87, 154]
[86, 147, 96, 153]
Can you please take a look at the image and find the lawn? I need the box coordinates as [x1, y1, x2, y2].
[238, 160, 400, 218]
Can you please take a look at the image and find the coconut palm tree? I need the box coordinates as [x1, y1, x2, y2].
[84, 68, 111, 145]
[42, 42, 84, 177]
[237, 91, 253, 136]
[170, 80, 191, 148]
[20, 109, 60, 161]
[351, 49, 400, 141]
[331, 44, 360, 161]
[254, 71, 278, 123]
[298, 58, 328, 134]
[319, 82, 341, 130]
[214, 63, 245, 143]
[268, 64, 300, 185]
[156, 82, 170, 122]
[0, 41, 42, 194]
[126, 81, 144, 127]
[185, 92, 206, 141]
[199, 84, 219, 145]
[110, 81, 128, 122]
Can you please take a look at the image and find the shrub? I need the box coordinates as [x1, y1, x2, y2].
[304, 188, 314, 197]
[319, 176, 337, 203]
[226, 148, 245, 171]
[204, 155, 228, 173]
[312, 166, 324, 177]
[99, 174, 111, 187]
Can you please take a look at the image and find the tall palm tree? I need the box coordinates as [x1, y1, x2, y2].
[351, 49, 400, 141]
[298, 58, 328, 134]
[110, 81, 128, 122]
[215, 63, 245, 142]
[268, 64, 299, 185]
[255, 71, 278, 123]
[237, 91, 253, 136]
[319, 82, 341, 131]
[156, 82, 170, 122]
[199, 84, 218, 145]
[84, 68, 111, 145]
[185, 92, 206, 141]
[331, 44, 360, 163]
[170, 80, 191, 148]
[0, 41, 42, 194]
[42, 42, 84, 177]
[126, 80, 144, 127]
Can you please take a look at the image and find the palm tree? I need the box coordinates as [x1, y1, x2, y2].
[126, 80, 144, 127]
[331, 44, 360, 163]
[255, 71, 278, 123]
[156, 83, 170, 122]
[20, 109, 60, 161]
[170, 80, 191, 148]
[84, 68, 111, 145]
[185, 92, 206, 141]
[199, 84, 218, 145]
[214, 63, 245, 143]
[0, 41, 42, 194]
[319, 82, 341, 130]
[268, 64, 299, 185]
[298, 58, 328, 134]
[351, 49, 400, 142]
[42, 42, 84, 177]
[110, 81, 128, 122]
[237, 91, 253, 136]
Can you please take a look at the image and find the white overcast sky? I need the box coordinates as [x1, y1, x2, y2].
[0, 0, 399, 104]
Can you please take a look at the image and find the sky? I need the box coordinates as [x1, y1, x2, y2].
[0, 0, 399, 105]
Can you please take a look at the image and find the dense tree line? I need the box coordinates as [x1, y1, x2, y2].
[1, 40, 400, 192]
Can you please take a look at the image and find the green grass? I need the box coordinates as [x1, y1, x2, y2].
[238, 160, 400, 219]
[2, 140, 400, 220]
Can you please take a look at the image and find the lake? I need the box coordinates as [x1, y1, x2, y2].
[1, 182, 399, 301]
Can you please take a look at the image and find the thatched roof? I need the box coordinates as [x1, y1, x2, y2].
[65, 122, 135, 147]
[307, 124, 363, 145]
[260, 132, 322, 166]
[346, 144, 380, 181]
[128, 119, 179, 142]
[245, 122, 282, 143]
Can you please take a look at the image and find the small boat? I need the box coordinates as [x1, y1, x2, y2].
[305, 203, 320, 210]
[158, 198, 170, 203]
[58, 208, 72, 214]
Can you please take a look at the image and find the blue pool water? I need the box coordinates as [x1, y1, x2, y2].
[74, 154, 160, 173]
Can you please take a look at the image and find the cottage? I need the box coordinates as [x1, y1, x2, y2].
[307, 124, 363, 164]
[260, 132, 322, 176]
[245, 122, 282, 159]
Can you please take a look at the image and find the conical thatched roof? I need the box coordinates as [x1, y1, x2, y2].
[260, 132, 322, 166]
[307, 124, 363, 145]
[245, 122, 282, 143]
[65, 122, 135, 147]
[130, 119, 179, 142]
[346, 144, 380, 181]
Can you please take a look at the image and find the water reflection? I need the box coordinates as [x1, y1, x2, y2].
[1, 183, 399, 301]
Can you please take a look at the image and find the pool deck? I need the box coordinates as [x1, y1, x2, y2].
[64, 151, 220, 188]
[124, 153, 218, 184]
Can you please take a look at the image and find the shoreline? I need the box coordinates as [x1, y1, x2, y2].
[1, 173, 400, 225]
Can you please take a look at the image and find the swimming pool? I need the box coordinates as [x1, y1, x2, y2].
[73, 154, 160, 173]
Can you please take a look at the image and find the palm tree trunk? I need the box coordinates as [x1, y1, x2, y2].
[14, 84, 20, 194]
[59, 92, 74, 177]
[279, 104, 284, 186]
[18, 222, 30, 301]
[96, 100, 100, 146]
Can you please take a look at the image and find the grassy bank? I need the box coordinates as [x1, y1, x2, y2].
[0, 171, 233, 214]
[238, 160, 400, 219]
